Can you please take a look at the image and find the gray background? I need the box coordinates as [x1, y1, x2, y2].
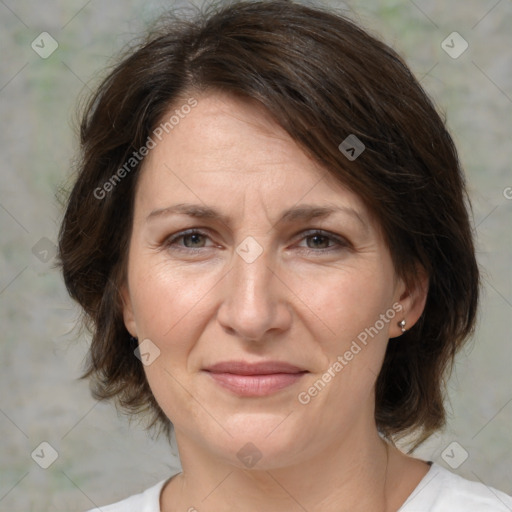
[1, 0, 511, 510]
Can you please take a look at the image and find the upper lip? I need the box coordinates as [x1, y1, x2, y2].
[204, 361, 307, 375]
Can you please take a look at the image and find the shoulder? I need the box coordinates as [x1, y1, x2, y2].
[400, 462, 512, 512]
[84, 479, 168, 512]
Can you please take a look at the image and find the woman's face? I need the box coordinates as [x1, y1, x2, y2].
[121, 91, 412, 469]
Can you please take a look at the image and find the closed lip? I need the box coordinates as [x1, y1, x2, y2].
[203, 361, 308, 396]
[203, 360, 307, 375]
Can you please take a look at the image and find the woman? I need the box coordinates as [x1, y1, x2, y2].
[57, 1, 512, 510]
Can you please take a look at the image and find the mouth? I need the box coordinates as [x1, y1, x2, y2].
[203, 361, 308, 397]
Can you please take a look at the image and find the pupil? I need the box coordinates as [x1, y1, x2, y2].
[186, 234, 203, 247]
[310, 235, 327, 248]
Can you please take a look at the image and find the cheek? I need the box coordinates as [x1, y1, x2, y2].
[287, 261, 395, 346]
[129, 261, 216, 422]
[130, 258, 220, 341]
[287, 262, 396, 410]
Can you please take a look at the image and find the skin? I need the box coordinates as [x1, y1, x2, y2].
[121, 91, 430, 512]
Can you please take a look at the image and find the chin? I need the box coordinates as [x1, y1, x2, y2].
[206, 413, 311, 469]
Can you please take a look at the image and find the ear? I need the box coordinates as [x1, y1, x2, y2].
[389, 266, 429, 338]
[120, 282, 138, 338]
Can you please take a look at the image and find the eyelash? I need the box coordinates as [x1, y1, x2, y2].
[163, 229, 350, 254]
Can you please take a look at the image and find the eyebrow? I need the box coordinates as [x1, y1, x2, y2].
[146, 202, 368, 230]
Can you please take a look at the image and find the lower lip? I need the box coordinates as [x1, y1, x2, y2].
[206, 372, 306, 396]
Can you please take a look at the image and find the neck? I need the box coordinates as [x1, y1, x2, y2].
[162, 425, 394, 512]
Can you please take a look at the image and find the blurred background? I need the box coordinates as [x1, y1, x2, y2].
[1, 0, 511, 510]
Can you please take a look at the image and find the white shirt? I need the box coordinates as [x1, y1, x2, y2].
[87, 462, 512, 511]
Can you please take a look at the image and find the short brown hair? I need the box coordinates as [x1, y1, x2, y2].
[57, 0, 479, 450]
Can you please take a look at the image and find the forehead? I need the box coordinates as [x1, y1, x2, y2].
[134, 91, 368, 222]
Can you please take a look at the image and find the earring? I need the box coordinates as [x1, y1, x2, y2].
[398, 319, 406, 333]
[129, 335, 138, 344]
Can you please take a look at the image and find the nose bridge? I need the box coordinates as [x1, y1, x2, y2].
[233, 240, 272, 303]
[232, 238, 275, 312]
[218, 238, 289, 340]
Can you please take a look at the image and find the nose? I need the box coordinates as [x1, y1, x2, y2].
[216, 243, 292, 342]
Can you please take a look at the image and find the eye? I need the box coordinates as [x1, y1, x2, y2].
[164, 229, 214, 251]
[296, 230, 350, 253]
[162, 228, 350, 255]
